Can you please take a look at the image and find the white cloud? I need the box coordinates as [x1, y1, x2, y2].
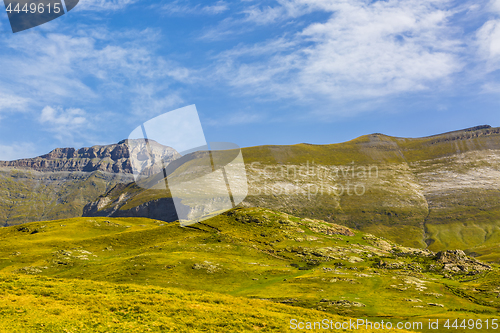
[475, 1, 500, 72]
[212, 0, 464, 104]
[38, 105, 97, 144]
[0, 142, 37, 161]
[0, 27, 191, 127]
[241, 0, 312, 25]
[477, 19, 500, 69]
[490, 0, 500, 13]
[481, 81, 500, 93]
[130, 84, 184, 118]
[161, 0, 229, 15]
[40, 106, 87, 126]
[76, 0, 138, 11]
[0, 92, 30, 112]
[204, 1, 229, 14]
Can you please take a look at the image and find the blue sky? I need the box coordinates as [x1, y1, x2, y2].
[0, 0, 500, 160]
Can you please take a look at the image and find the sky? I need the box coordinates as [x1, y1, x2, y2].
[0, 0, 499, 160]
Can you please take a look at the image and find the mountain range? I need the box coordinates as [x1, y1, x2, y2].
[1, 125, 500, 331]
[2, 125, 500, 262]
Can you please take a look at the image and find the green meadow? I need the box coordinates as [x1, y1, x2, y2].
[0, 208, 498, 332]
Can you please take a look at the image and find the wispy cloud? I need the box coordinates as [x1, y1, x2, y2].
[39, 106, 90, 143]
[0, 142, 37, 161]
[0, 27, 191, 143]
[130, 84, 184, 117]
[476, 0, 500, 72]
[76, 0, 139, 11]
[209, 0, 466, 108]
[240, 0, 313, 25]
[0, 92, 30, 112]
[197, 0, 315, 40]
[160, 0, 229, 15]
[40, 106, 87, 127]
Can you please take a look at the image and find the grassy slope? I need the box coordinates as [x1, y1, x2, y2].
[0, 208, 499, 332]
[89, 127, 500, 256]
[0, 274, 379, 333]
[0, 169, 130, 226]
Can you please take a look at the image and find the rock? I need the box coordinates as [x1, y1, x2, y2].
[192, 261, 221, 273]
[435, 250, 491, 274]
[306, 219, 355, 237]
[321, 299, 366, 307]
[17, 266, 42, 274]
[0, 139, 179, 175]
[348, 256, 364, 263]
[428, 303, 444, 307]
[363, 235, 393, 251]
[379, 261, 405, 269]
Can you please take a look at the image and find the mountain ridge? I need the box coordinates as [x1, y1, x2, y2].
[1, 125, 498, 173]
[2, 125, 500, 263]
[0, 141, 133, 174]
[82, 125, 500, 263]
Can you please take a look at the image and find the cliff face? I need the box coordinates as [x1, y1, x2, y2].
[0, 169, 133, 226]
[0, 142, 131, 173]
[9, 142, 128, 174]
[0, 140, 180, 226]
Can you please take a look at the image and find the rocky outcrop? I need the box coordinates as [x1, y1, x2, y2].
[0, 139, 179, 175]
[435, 250, 491, 274]
[305, 218, 355, 236]
[0, 138, 181, 226]
[0, 142, 130, 173]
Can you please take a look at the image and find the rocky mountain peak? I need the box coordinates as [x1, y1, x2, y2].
[0, 140, 179, 174]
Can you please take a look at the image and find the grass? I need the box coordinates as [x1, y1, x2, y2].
[0, 274, 384, 333]
[0, 208, 498, 332]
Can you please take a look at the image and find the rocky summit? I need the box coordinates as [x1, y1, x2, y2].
[0, 141, 132, 173]
[0, 139, 179, 174]
[0, 139, 180, 226]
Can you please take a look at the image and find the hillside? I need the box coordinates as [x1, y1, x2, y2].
[84, 126, 500, 261]
[1, 125, 500, 261]
[0, 208, 498, 331]
[0, 275, 376, 332]
[0, 168, 131, 226]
